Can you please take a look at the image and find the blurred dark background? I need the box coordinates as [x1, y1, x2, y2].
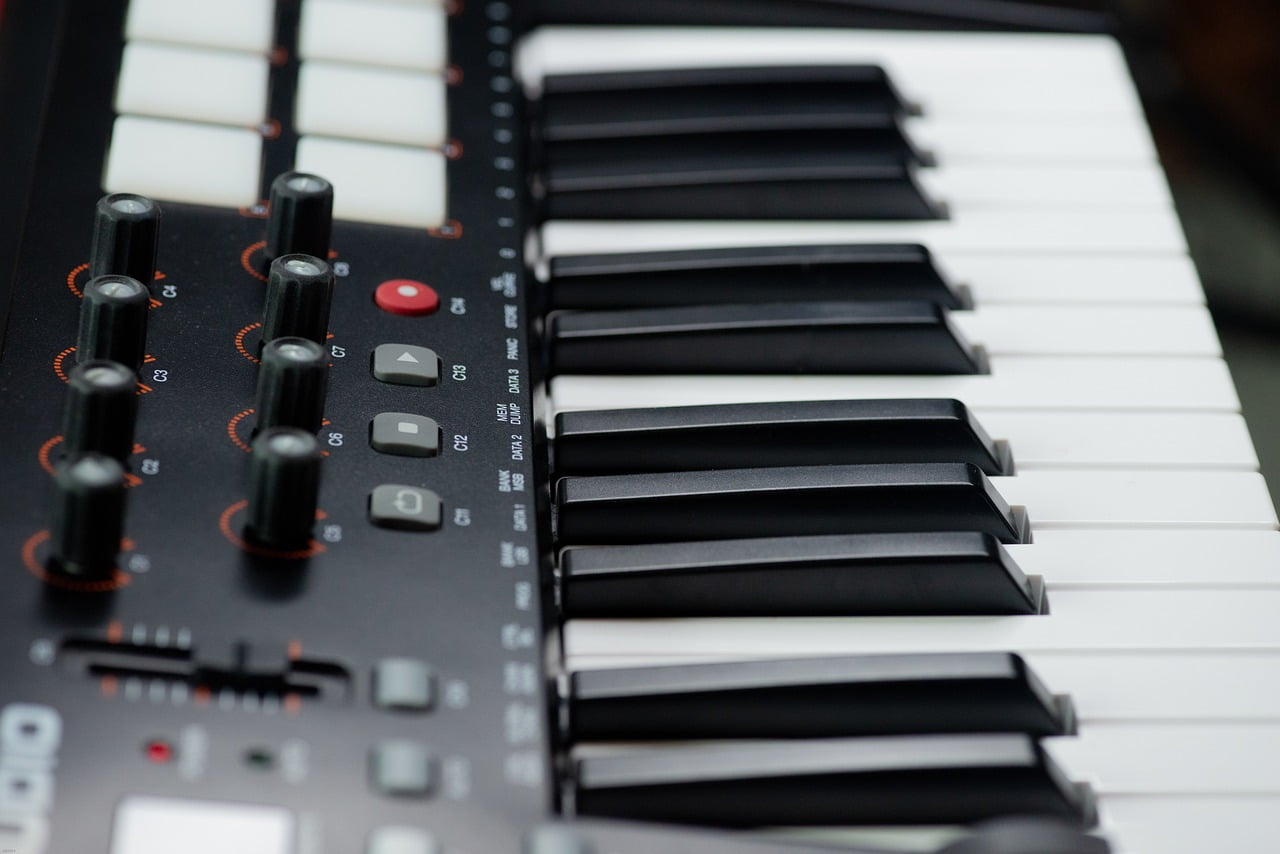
[1116, 0, 1280, 500]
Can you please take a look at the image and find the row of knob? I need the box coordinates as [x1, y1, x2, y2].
[49, 173, 340, 581]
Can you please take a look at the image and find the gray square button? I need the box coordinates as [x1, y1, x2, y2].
[370, 740, 435, 797]
[374, 658, 435, 712]
[371, 413, 440, 457]
[369, 485, 442, 531]
[373, 344, 440, 386]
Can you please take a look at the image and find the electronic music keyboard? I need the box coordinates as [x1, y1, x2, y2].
[0, 1, 1274, 853]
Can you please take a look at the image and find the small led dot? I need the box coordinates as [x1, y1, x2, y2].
[144, 739, 174, 764]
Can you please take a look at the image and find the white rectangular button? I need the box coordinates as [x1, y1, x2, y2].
[125, 0, 277, 54]
[300, 0, 447, 72]
[295, 136, 446, 228]
[116, 42, 270, 127]
[549, 357, 1241, 414]
[103, 116, 263, 208]
[111, 797, 293, 854]
[297, 61, 446, 147]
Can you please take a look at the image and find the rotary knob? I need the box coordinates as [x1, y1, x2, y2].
[265, 172, 334, 264]
[246, 428, 323, 550]
[256, 337, 328, 434]
[49, 453, 127, 580]
[90, 193, 161, 284]
[62, 360, 138, 461]
[261, 254, 334, 347]
[76, 275, 149, 369]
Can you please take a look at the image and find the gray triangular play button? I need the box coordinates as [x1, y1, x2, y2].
[397, 352, 420, 363]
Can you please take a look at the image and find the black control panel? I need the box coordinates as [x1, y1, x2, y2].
[0, 1, 550, 851]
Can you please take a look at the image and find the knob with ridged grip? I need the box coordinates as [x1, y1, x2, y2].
[76, 275, 149, 369]
[246, 428, 322, 550]
[261, 254, 334, 347]
[90, 193, 161, 284]
[61, 360, 138, 461]
[265, 172, 333, 264]
[49, 454, 127, 581]
[256, 337, 328, 433]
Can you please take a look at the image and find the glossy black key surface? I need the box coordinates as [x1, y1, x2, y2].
[567, 652, 1072, 740]
[570, 734, 1095, 828]
[538, 66, 911, 144]
[554, 463, 1028, 545]
[549, 301, 982, 375]
[542, 121, 928, 177]
[539, 154, 942, 220]
[559, 532, 1041, 616]
[544, 243, 969, 310]
[553, 399, 1010, 475]
[527, 821, 900, 854]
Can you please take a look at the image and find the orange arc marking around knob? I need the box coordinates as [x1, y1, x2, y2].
[227, 409, 255, 452]
[21, 530, 131, 592]
[240, 242, 269, 282]
[38, 437, 146, 480]
[67, 263, 166, 302]
[217, 500, 327, 559]
[235, 323, 263, 365]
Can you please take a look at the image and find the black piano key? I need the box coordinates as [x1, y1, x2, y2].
[544, 120, 929, 175]
[553, 399, 1010, 475]
[539, 154, 942, 220]
[554, 463, 1029, 545]
[544, 243, 969, 311]
[567, 652, 1072, 740]
[549, 301, 982, 375]
[538, 66, 913, 145]
[570, 734, 1096, 828]
[559, 532, 1042, 616]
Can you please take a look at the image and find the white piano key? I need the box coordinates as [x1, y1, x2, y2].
[102, 116, 263, 209]
[517, 27, 1143, 118]
[949, 255, 1204, 305]
[116, 42, 271, 127]
[296, 61, 447, 148]
[1011, 529, 1280, 586]
[539, 213, 1189, 256]
[918, 163, 1172, 210]
[125, 0, 277, 54]
[907, 115, 1158, 163]
[991, 470, 1276, 529]
[549, 357, 1241, 414]
[294, 136, 447, 229]
[1046, 723, 1280, 794]
[299, 0, 447, 72]
[1025, 652, 1280, 720]
[979, 411, 1255, 470]
[952, 305, 1219, 357]
[562, 588, 1280, 660]
[1100, 796, 1280, 854]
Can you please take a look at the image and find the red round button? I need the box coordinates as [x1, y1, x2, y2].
[374, 279, 440, 316]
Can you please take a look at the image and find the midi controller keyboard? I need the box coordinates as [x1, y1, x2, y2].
[0, 1, 1275, 853]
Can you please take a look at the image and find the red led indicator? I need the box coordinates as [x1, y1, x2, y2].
[144, 739, 174, 764]
[374, 279, 440, 316]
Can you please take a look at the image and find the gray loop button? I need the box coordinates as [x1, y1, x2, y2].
[370, 485, 442, 531]
[373, 344, 440, 386]
[371, 413, 440, 457]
